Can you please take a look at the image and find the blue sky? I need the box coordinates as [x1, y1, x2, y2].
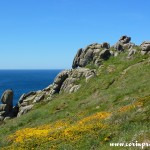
[0, 0, 149, 69]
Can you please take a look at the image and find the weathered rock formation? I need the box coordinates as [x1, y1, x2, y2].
[140, 41, 150, 55]
[72, 42, 111, 68]
[17, 91, 45, 117]
[1, 35, 149, 119]
[0, 89, 14, 121]
[17, 105, 34, 117]
[50, 68, 96, 94]
[72, 35, 138, 69]
[112, 35, 135, 51]
[17, 68, 96, 116]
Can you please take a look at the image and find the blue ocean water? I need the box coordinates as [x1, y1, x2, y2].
[0, 70, 62, 106]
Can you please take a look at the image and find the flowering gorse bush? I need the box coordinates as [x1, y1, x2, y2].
[118, 99, 144, 113]
[4, 111, 111, 149]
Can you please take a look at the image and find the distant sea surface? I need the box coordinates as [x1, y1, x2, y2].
[0, 70, 62, 106]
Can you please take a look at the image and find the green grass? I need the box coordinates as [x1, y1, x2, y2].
[0, 53, 150, 150]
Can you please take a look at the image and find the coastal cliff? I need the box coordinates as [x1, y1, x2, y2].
[0, 36, 150, 149]
[1, 35, 149, 119]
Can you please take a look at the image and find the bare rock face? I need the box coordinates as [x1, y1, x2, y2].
[72, 42, 111, 68]
[17, 105, 34, 117]
[114, 43, 124, 51]
[72, 48, 83, 69]
[50, 68, 96, 94]
[72, 36, 138, 69]
[0, 116, 4, 121]
[140, 41, 150, 55]
[17, 89, 47, 117]
[119, 35, 131, 44]
[69, 85, 81, 93]
[33, 93, 45, 103]
[101, 42, 110, 49]
[62, 68, 95, 92]
[0, 90, 14, 121]
[0, 104, 10, 113]
[53, 70, 69, 93]
[113, 35, 135, 51]
[99, 49, 111, 60]
[15, 67, 96, 117]
[1, 90, 13, 107]
[18, 92, 36, 107]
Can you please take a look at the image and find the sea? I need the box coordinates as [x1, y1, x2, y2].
[0, 70, 62, 106]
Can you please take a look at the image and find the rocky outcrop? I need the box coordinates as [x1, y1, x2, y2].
[1, 35, 149, 119]
[59, 68, 95, 93]
[112, 35, 135, 51]
[17, 91, 46, 116]
[17, 105, 34, 117]
[72, 36, 138, 69]
[72, 42, 111, 68]
[16, 68, 96, 117]
[119, 35, 131, 44]
[18, 92, 36, 107]
[140, 41, 150, 55]
[0, 90, 14, 121]
[99, 49, 111, 60]
[49, 68, 95, 94]
[1, 90, 13, 107]
[51, 70, 69, 94]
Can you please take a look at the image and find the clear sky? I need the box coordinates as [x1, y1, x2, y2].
[0, 0, 149, 69]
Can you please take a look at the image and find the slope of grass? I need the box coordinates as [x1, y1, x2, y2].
[0, 53, 149, 150]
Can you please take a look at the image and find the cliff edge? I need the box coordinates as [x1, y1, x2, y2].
[0, 36, 150, 149]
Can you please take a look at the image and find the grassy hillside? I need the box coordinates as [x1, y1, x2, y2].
[0, 52, 150, 150]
